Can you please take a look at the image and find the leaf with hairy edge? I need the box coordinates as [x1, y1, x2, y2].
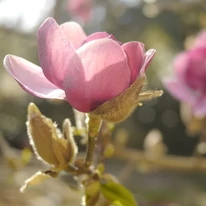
[20, 170, 59, 192]
[100, 182, 137, 206]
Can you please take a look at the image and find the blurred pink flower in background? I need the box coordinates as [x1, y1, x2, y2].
[164, 30, 206, 117]
[67, 0, 93, 22]
[4, 17, 155, 113]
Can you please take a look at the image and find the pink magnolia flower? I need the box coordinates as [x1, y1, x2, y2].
[164, 30, 206, 117]
[67, 0, 93, 22]
[4, 17, 155, 113]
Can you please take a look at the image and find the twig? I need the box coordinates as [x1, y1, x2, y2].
[84, 115, 102, 168]
[114, 146, 206, 173]
[85, 134, 98, 167]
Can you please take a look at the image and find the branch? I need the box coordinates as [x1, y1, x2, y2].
[114, 146, 206, 173]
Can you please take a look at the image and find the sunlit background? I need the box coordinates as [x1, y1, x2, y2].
[0, 0, 206, 205]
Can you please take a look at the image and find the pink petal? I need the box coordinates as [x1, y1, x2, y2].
[140, 49, 156, 74]
[4, 55, 66, 99]
[164, 78, 197, 104]
[173, 52, 189, 80]
[60, 21, 87, 49]
[38, 17, 83, 89]
[184, 48, 206, 91]
[122, 42, 145, 84]
[82, 32, 111, 45]
[64, 38, 131, 112]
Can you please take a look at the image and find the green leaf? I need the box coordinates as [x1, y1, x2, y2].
[85, 181, 100, 206]
[100, 182, 137, 206]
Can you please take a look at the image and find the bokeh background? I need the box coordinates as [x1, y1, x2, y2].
[0, 0, 206, 205]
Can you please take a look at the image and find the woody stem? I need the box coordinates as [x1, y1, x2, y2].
[85, 134, 97, 167]
[84, 114, 102, 168]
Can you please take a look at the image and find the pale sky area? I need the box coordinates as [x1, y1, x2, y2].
[0, 0, 143, 32]
[0, 0, 55, 32]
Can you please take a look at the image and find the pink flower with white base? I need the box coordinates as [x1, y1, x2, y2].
[164, 30, 206, 117]
[4, 17, 156, 117]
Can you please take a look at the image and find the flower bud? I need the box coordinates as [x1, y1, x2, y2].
[27, 103, 59, 166]
[23, 103, 78, 192]
[62, 118, 78, 164]
[27, 103, 77, 168]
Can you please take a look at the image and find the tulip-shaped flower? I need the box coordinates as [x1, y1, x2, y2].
[164, 30, 206, 117]
[4, 17, 156, 122]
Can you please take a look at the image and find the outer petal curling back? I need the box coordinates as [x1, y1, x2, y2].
[140, 49, 156, 74]
[122, 42, 144, 84]
[4, 55, 66, 99]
